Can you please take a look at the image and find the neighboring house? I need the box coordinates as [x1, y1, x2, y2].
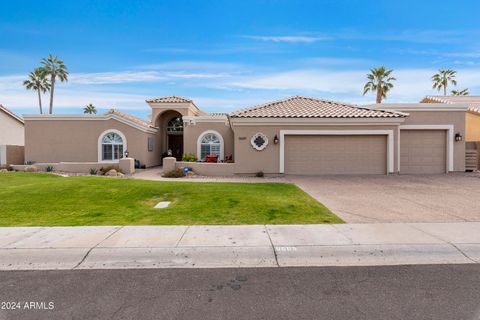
[22, 95, 480, 175]
[421, 95, 480, 171]
[0, 104, 24, 166]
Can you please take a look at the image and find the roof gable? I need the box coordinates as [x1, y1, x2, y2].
[421, 95, 480, 113]
[145, 96, 193, 104]
[0, 104, 24, 124]
[230, 96, 406, 118]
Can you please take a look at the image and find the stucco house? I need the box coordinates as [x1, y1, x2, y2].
[22, 95, 480, 175]
[0, 104, 24, 166]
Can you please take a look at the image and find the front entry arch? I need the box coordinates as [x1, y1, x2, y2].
[154, 110, 184, 161]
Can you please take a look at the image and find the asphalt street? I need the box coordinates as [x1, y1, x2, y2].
[0, 264, 479, 320]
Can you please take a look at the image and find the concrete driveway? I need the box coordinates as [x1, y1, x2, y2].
[288, 173, 480, 223]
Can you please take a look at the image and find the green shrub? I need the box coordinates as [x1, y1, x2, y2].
[182, 153, 197, 162]
[99, 166, 123, 175]
[162, 169, 186, 178]
[89, 168, 98, 175]
[255, 171, 264, 178]
[46, 165, 55, 172]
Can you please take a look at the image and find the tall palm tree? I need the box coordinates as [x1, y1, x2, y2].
[40, 54, 69, 114]
[432, 69, 457, 96]
[83, 103, 97, 114]
[23, 68, 50, 114]
[363, 66, 396, 103]
[451, 88, 469, 96]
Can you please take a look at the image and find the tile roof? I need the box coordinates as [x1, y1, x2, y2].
[0, 104, 24, 124]
[421, 95, 480, 113]
[105, 109, 153, 129]
[230, 96, 406, 118]
[145, 96, 193, 104]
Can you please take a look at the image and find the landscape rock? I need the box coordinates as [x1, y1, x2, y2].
[106, 169, 118, 176]
[24, 166, 37, 173]
[117, 172, 125, 177]
[0, 169, 8, 173]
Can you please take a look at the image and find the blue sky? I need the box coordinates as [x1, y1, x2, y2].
[1, 0, 480, 119]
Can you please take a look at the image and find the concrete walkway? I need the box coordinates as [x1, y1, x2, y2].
[1, 223, 479, 270]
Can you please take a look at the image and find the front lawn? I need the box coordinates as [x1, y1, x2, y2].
[0, 173, 342, 226]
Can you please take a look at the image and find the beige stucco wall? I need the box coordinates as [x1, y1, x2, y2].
[231, 123, 399, 174]
[176, 161, 235, 176]
[183, 121, 234, 160]
[0, 111, 24, 145]
[466, 112, 480, 142]
[25, 119, 161, 167]
[401, 111, 465, 172]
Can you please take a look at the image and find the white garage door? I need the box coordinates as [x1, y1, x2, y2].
[400, 130, 446, 174]
[284, 135, 387, 175]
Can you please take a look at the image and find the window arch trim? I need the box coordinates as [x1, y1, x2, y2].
[97, 129, 127, 163]
[196, 130, 224, 161]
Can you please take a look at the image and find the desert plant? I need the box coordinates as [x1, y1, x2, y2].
[162, 169, 186, 178]
[182, 153, 198, 162]
[89, 168, 98, 175]
[255, 171, 264, 178]
[46, 165, 55, 172]
[363, 66, 396, 103]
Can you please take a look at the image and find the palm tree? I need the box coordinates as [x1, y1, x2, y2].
[432, 69, 457, 96]
[40, 54, 69, 114]
[363, 66, 396, 103]
[23, 68, 50, 114]
[83, 103, 97, 114]
[451, 88, 469, 96]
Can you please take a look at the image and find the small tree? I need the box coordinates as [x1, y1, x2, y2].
[23, 68, 50, 114]
[363, 66, 396, 103]
[83, 103, 97, 114]
[40, 53, 69, 114]
[451, 88, 469, 96]
[432, 69, 457, 96]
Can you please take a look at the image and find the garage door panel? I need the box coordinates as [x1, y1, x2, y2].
[400, 130, 446, 174]
[285, 135, 387, 175]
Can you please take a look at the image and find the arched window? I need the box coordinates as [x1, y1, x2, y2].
[197, 131, 224, 161]
[101, 132, 124, 161]
[166, 117, 183, 133]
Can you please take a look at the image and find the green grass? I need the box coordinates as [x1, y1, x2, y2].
[0, 173, 342, 226]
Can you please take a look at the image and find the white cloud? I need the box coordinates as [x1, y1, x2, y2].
[69, 71, 165, 85]
[243, 35, 329, 43]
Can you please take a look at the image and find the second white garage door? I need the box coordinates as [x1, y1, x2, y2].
[284, 135, 387, 175]
[400, 130, 446, 174]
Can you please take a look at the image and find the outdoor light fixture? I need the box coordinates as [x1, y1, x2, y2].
[273, 135, 279, 144]
[455, 133, 463, 142]
[124, 150, 129, 158]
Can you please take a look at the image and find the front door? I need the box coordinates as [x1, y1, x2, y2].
[168, 135, 183, 160]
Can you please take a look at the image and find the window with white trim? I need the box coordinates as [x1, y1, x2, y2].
[101, 132, 124, 161]
[200, 133, 221, 160]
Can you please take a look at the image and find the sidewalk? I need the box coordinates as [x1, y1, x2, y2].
[1, 223, 479, 270]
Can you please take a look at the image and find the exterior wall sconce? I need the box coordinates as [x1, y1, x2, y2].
[455, 133, 463, 142]
[124, 150, 129, 158]
[273, 135, 279, 144]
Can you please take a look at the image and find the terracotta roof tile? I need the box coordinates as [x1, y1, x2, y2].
[0, 104, 24, 124]
[421, 95, 480, 113]
[230, 96, 405, 118]
[104, 109, 153, 129]
[145, 96, 193, 103]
